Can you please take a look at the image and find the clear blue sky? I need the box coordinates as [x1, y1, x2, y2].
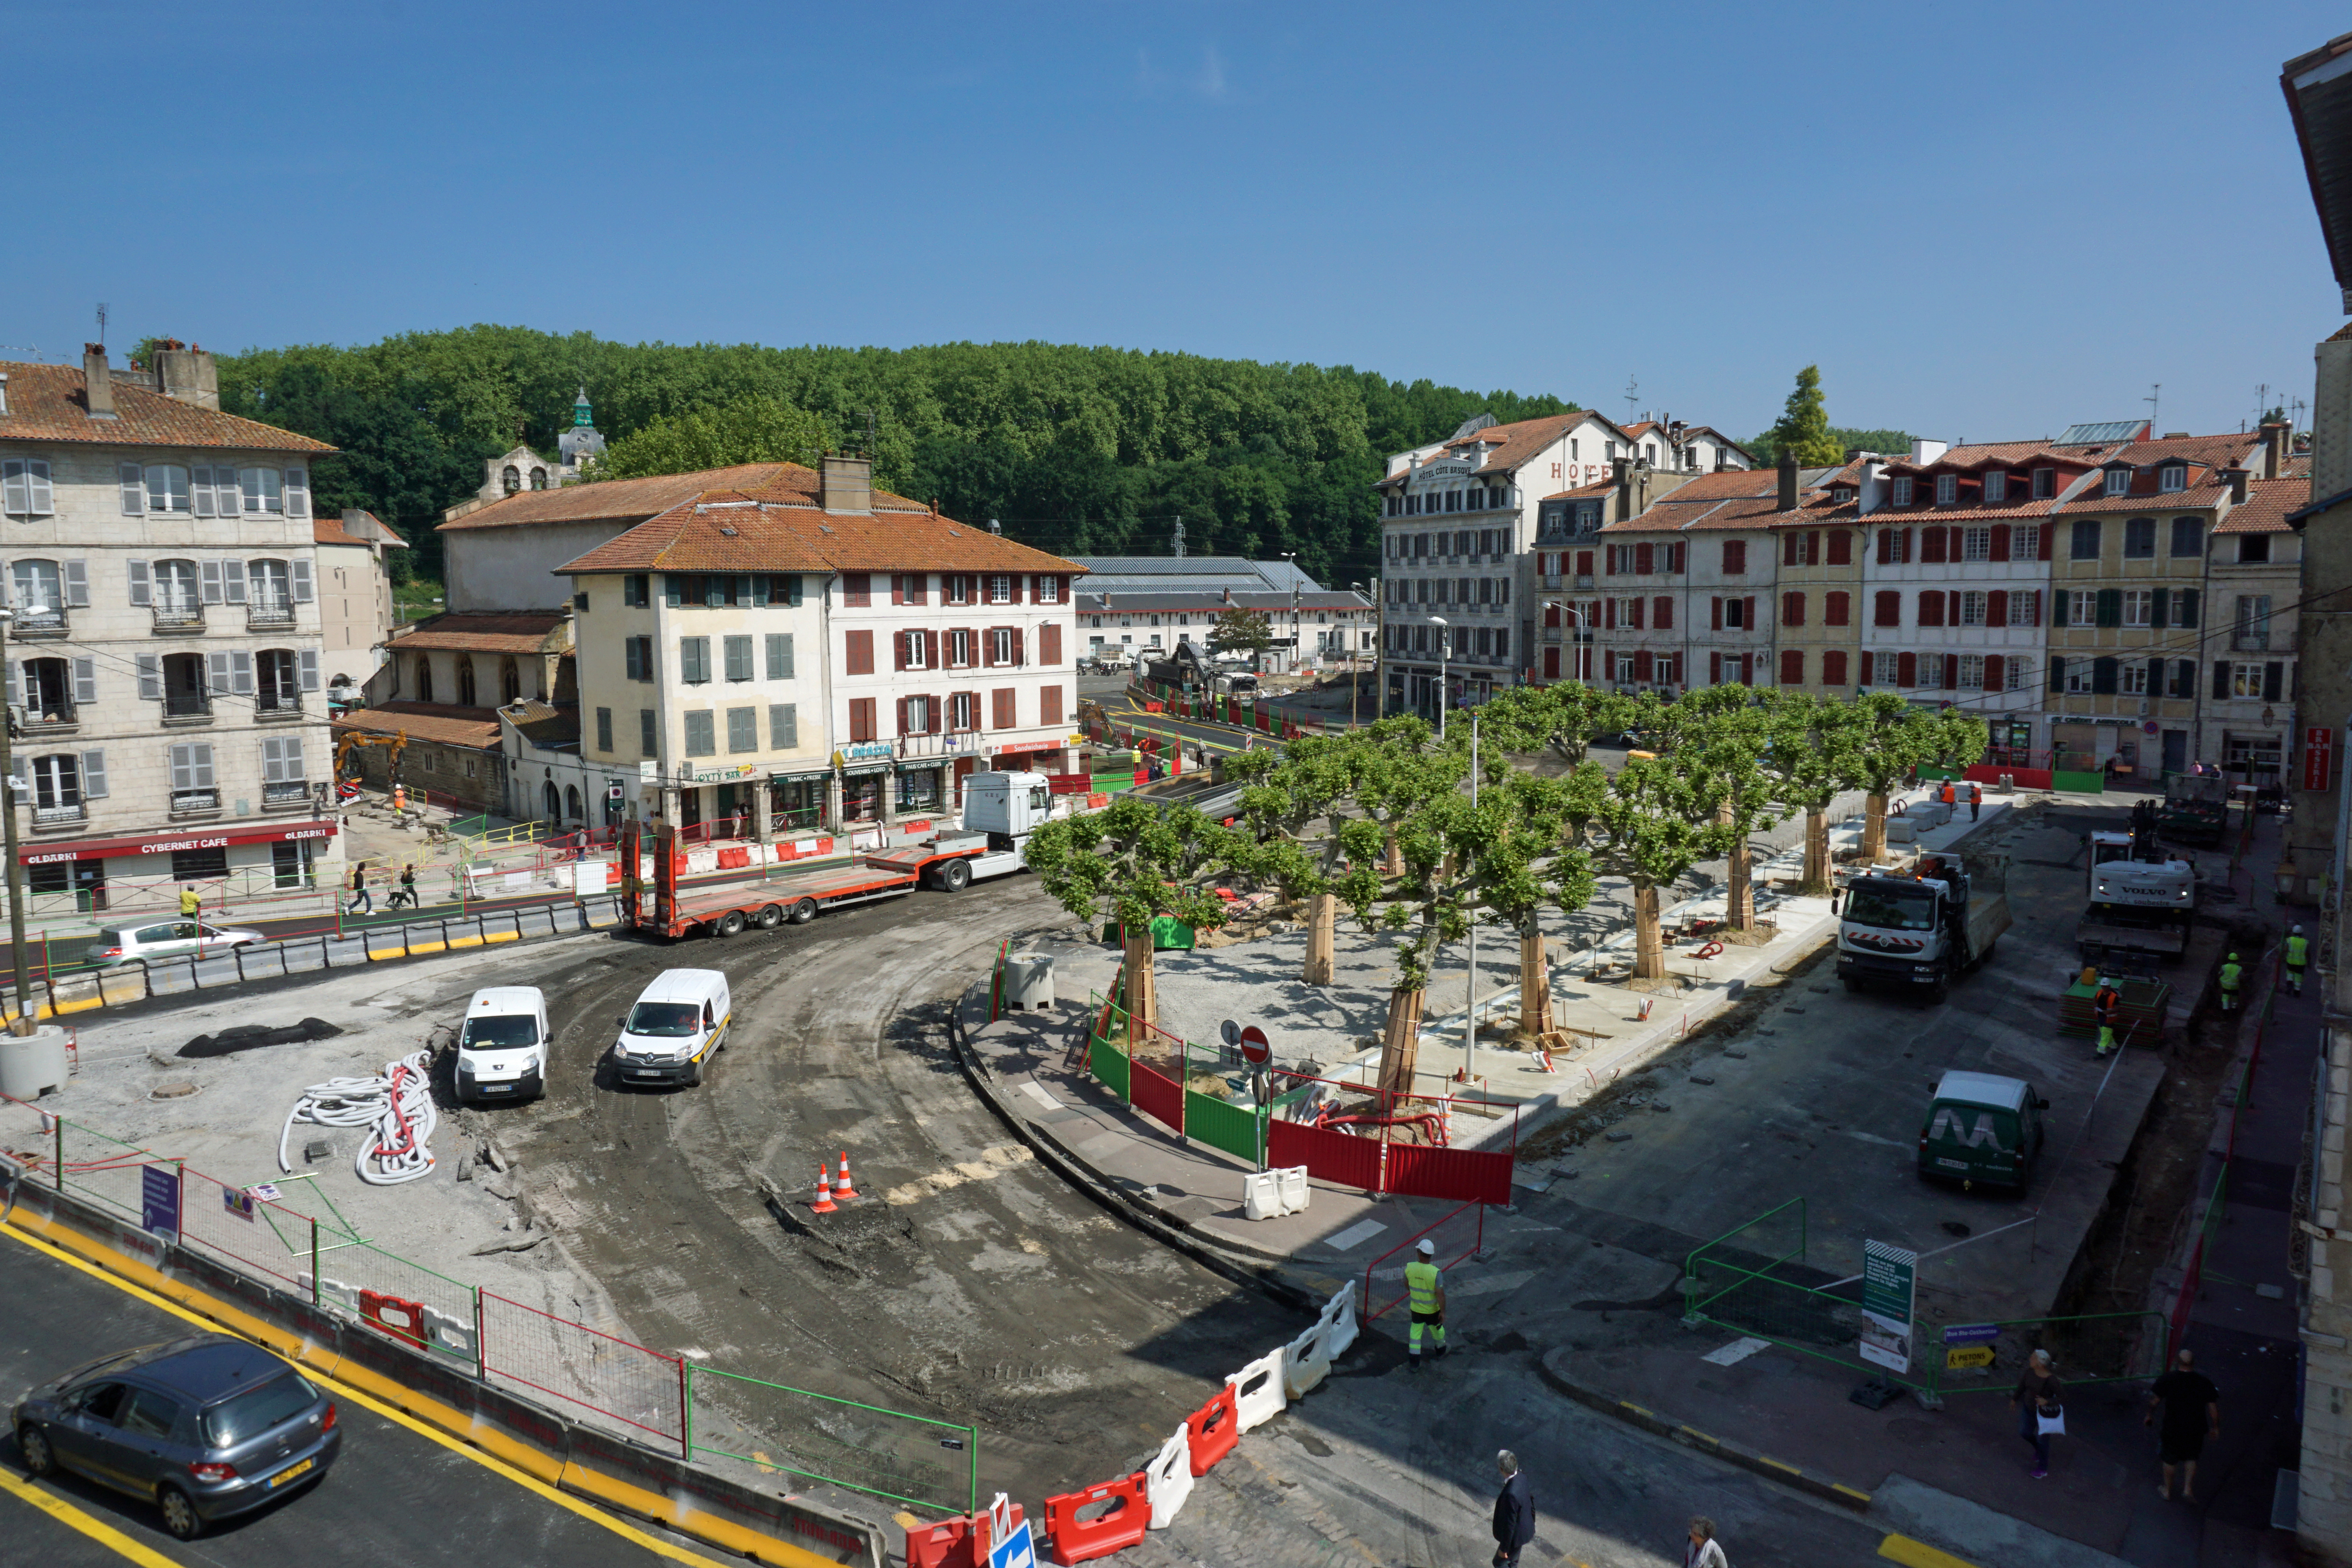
[7, 0, 2345, 446]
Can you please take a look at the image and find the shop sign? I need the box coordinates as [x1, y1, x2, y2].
[2306, 726, 2334, 793]
[836, 743, 895, 763]
[683, 763, 757, 784]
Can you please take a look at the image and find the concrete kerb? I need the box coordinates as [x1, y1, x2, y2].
[1535, 1346, 1875, 1514]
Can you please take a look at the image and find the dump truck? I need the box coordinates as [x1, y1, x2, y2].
[1837, 851, 2013, 1003]
[2158, 771, 2228, 847]
[2075, 800, 2195, 964]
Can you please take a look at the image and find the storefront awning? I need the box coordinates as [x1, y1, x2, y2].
[768, 769, 832, 784]
[22, 818, 339, 866]
[841, 762, 892, 777]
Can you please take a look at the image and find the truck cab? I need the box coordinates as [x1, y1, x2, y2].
[1917, 1069, 2048, 1195]
[454, 986, 549, 1103]
[1838, 853, 2009, 1002]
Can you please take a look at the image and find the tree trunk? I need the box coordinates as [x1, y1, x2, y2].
[1375, 985, 1423, 1101]
[1122, 927, 1157, 1043]
[1519, 929, 1551, 1036]
[1383, 826, 1403, 878]
[1860, 791, 1889, 863]
[1632, 884, 1666, 980]
[1303, 893, 1337, 985]
[1800, 807, 1831, 894]
[1727, 837, 1755, 930]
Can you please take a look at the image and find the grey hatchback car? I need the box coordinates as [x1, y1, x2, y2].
[12, 1333, 340, 1539]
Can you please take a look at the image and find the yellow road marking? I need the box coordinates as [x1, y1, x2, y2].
[1878, 1534, 1982, 1568]
[0, 1223, 723, 1567]
[0, 1465, 186, 1568]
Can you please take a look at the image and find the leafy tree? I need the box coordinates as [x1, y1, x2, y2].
[1207, 608, 1274, 659]
[591, 397, 831, 481]
[1757, 366, 1846, 468]
[1020, 797, 1235, 1040]
[1841, 695, 1990, 861]
[1677, 686, 1785, 933]
[1223, 728, 1399, 985]
[1746, 425, 1914, 468]
[1753, 693, 1853, 894]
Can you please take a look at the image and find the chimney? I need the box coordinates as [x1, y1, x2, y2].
[2259, 419, 2289, 479]
[153, 343, 220, 409]
[819, 453, 871, 515]
[1776, 448, 1799, 512]
[1613, 456, 1633, 519]
[81, 344, 116, 419]
[1909, 438, 1948, 466]
[2224, 466, 2249, 504]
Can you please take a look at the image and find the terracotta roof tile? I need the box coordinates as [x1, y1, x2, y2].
[0, 359, 334, 452]
[333, 702, 503, 749]
[1379, 412, 1594, 486]
[312, 519, 375, 547]
[388, 610, 572, 654]
[555, 492, 1083, 577]
[1542, 479, 1617, 500]
[2216, 477, 2299, 534]
[437, 463, 802, 531]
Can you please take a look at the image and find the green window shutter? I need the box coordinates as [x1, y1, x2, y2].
[2049, 656, 2066, 692]
[663, 575, 682, 607]
[2051, 592, 2069, 627]
[771, 703, 797, 749]
[2094, 589, 2121, 627]
[766, 633, 788, 680]
[2212, 661, 2229, 699]
[2177, 588, 2199, 628]
[786, 574, 803, 607]
[640, 709, 658, 755]
[2265, 662, 2284, 701]
[2146, 658, 2165, 695]
[2091, 657, 2117, 695]
[736, 575, 754, 606]
[2149, 590, 2168, 630]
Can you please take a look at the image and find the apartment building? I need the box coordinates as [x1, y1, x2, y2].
[559, 458, 1082, 835]
[1527, 458, 1705, 683]
[1069, 555, 1373, 665]
[0, 347, 340, 916]
[1766, 461, 1870, 698]
[2207, 470, 2302, 790]
[312, 509, 406, 700]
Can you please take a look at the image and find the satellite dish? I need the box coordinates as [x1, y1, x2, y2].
[1238, 1025, 1271, 1066]
[1219, 1019, 1240, 1047]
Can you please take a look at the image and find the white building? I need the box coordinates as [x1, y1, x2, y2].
[1069, 555, 1374, 666]
[312, 508, 407, 702]
[0, 347, 340, 918]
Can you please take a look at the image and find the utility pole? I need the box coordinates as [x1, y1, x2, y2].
[1462, 712, 1479, 1085]
[0, 607, 30, 1033]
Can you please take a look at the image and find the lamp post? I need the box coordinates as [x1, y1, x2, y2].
[1463, 710, 1479, 1084]
[0, 607, 29, 1033]
[1281, 552, 1301, 677]
[1430, 615, 1450, 741]
[1542, 599, 1591, 687]
[1350, 581, 1373, 730]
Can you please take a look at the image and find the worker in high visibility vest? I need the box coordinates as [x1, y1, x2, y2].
[2218, 953, 2244, 1014]
[2287, 926, 2309, 998]
[1405, 1238, 1448, 1373]
[2092, 978, 2123, 1058]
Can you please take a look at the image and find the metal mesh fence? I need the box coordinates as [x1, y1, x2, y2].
[178, 1169, 316, 1290]
[1680, 1198, 1922, 1388]
[54, 1119, 163, 1221]
[481, 1290, 684, 1448]
[1924, 1311, 2167, 1399]
[687, 1365, 975, 1515]
[335, 1243, 478, 1362]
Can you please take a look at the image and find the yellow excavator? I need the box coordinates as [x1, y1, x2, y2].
[333, 728, 407, 802]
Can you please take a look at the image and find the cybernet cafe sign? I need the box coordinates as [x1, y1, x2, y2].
[26, 822, 332, 866]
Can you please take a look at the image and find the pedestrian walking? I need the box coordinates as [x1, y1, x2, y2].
[1969, 781, 1981, 822]
[2013, 1348, 2064, 1479]
[1683, 1518, 1729, 1568]
[1490, 1451, 1534, 1568]
[1404, 1237, 1448, 1372]
[347, 862, 372, 916]
[178, 884, 200, 921]
[2146, 1347, 2220, 1503]
[390, 863, 418, 910]
[2218, 952, 2244, 1014]
[2092, 976, 2123, 1059]
[2287, 925, 2310, 997]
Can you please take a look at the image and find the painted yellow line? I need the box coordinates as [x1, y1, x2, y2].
[0, 1465, 186, 1568]
[1878, 1534, 1982, 1568]
[0, 1224, 721, 1567]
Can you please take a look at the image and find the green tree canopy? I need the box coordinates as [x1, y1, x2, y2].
[591, 397, 831, 480]
[1206, 608, 1274, 658]
[1758, 365, 1846, 468]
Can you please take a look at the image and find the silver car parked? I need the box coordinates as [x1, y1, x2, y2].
[13, 1333, 341, 1539]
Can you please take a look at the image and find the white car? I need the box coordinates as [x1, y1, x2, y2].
[455, 986, 549, 1103]
[92, 920, 265, 967]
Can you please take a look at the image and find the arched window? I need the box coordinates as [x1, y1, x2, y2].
[415, 655, 435, 704]
[256, 649, 300, 714]
[542, 781, 561, 821]
[530, 467, 548, 490]
[151, 559, 201, 625]
[502, 465, 522, 496]
[457, 660, 477, 706]
[500, 657, 521, 704]
[564, 784, 582, 822]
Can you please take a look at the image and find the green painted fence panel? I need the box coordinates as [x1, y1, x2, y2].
[1090, 1036, 1130, 1099]
[1186, 1091, 1263, 1164]
[2052, 769, 2107, 794]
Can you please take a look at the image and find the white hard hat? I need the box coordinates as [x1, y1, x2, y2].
[1416, 1239, 1436, 1256]
[2294, 924, 2304, 935]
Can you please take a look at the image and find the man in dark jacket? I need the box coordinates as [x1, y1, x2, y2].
[1492, 1450, 1535, 1567]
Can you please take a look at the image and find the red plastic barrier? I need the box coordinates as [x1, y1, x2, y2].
[358, 1288, 426, 1346]
[905, 1504, 1025, 1568]
[1044, 1473, 1148, 1566]
[1268, 1118, 1381, 1192]
[716, 846, 751, 870]
[1183, 1384, 1238, 1476]
[1383, 1142, 1512, 1206]
[1962, 763, 2050, 790]
[1129, 1058, 1184, 1135]
[902, 819, 934, 836]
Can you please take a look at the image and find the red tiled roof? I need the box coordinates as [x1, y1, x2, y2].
[0, 360, 334, 452]
[2094, 432, 2262, 470]
[2216, 477, 2299, 534]
[437, 463, 803, 531]
[1379, 412, 1593, 486]
[1543, 478, 1617, 500]
[388, 611, 572, 654]
[332, 702, 503, 749]
[1882, 440, 2091, 474]
[556, 491, 1083, 577]
[313, 519, 374, 547]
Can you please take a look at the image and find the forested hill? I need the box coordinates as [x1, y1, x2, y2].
[215, 327, 1580, 585]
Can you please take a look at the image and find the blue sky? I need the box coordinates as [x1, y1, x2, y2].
[6, 0, 2346, 445]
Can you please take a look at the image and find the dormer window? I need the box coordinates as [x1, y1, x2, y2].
[2104, 468, 2131, 497]
[1892, 477, 1914, 506]
[1982, 471, 2006, 504]
[2158, 464, 2187, 493]
[2033, 467, 2055, 499]
[1935, 474, 1957, 505]
[1833, 487, 1853, 504]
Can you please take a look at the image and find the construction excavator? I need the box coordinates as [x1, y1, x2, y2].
[333, 728, 407, 803]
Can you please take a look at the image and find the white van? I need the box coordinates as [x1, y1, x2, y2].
[454, 986, 549, 1103]
[612, 969, 731, 1088]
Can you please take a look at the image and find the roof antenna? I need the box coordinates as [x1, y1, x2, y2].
[1622, 374, 1639, 424]
[1172, 514, 1185, 558]
[2143, 383, 2160, 434]
[94, 303, 107, 347]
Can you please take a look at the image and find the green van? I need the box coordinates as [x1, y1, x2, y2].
[1916, 1070, 2048, 1195]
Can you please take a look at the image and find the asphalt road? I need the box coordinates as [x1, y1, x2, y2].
[0, 1227, 716, 1568]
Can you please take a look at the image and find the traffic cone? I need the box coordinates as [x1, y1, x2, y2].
[810, 1164, 837, 1214]
[833, 1151, 858, 1201]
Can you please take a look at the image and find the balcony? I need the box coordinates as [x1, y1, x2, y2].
[170, 788, 222, 819]
[162, 691, 213, 725]
[263, 781, 311, 811]
[18, 697, 76, 733]
[1576, 574, 1595, 590]
[9, 609, 68, 641]
[2232, 633, 2274, 653]
[247, 600, 297, 630]
[255, 692, 304, 722]
[152, 605, 205, 633]
[30, 799, 85, 829]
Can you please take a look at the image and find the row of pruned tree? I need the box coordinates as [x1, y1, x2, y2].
[1023, 688, 1984, 1090]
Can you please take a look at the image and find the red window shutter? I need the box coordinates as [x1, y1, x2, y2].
[1604, 548, 1617, 576]
[1923, 527, 1948, 564]
[1943, 653, 1961, 690]
[1989, 524, 2011, 561]
[1044, 685, 1064, 726]
[1825, 591, 1848, 626]
[1011, 629, 1025, 666]
[993, 688, 1015, 729]
[1743, 597, 1755, 631]
[893, 630, 908, 671]
[1577, 550, 1593, 575]
[1670, 543, 1686, 573]
[1897, 651, 1917, 688]
[1635, 650, 1653, 680]
[1740, 653, 1754, 685]
[1919, 591, 1944, 628]
[1655, 596, 1673, 630]
[2036, 526, 2053, 561]
[1782, 592, 1802, 627]
[1824, 650, 1847, 687]
[850, 697, 875, 741]
[845, 629, 874, 675]
[1604, 598, 1617, 630]
[1724, 540, 1746, 574]
[1807, 530, 1820, 563]
[891, 575, 905, 607]
[845, 572, 871, 606]
[1635, 543, 1655, 574]
[1828, 529, 1852, 565]
[926, 630, 941, 668]
[1780, 649, 1804, 685]
[1041, 623, 1062, 664]
[896, 697, 910, 735]
[1783, 532, 1799, 566]
[1983, 654, 2004, 691]
[1631, 597, 1646, 629]
[1877, 528, 1895, 565]
[1711, 597, 1723, 631]
[1986, 590, 2008, 625]
[1543, 646, 1561, 678]
[1709, 651, 1722, 684]
[1008, 575, 1024, 604]
[1874, 590, 1901, 627]
[980, 629, 995, 668]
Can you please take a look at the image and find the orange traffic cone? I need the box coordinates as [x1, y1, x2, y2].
[810, 1164, 837, 1214]
[833, 1151, 858, 1201]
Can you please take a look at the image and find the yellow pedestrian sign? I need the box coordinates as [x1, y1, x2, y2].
[1945, 1345, 1995, 1371]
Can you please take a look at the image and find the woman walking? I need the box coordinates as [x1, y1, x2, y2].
[2013, 1348, 2065, 1479]
[1683, 1517, 1728, 1568]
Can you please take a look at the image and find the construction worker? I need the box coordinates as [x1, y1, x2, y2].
[2093, 976, 2123, 1058]
[1405, 1237, 1448, 1372]
[178, 884, 200, 921]
[2287, 925, 2310, 998]
[2218, 952, 2244, 1014]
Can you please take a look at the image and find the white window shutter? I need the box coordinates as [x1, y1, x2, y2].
[207, 651, 232, 693]
[192, 465, 216, 519]
[71, 658, 95, 705]
[28, 461, 50, 516]
[169, 744, 192, 791]
[62, 560, 87, 608]
[119, 463, 144, 515]
[136, 655, 162, 701]
[221, 560, 246, 605]
[261, 737, 284, 782]
[230, 651, 252, 694]
[194, 744, 214, 788]
[286, 467, 309, 516]
[201, 561, 223, 604]
[285, 736, 305, 777]
[128, 560, 151, 607]
[298, 650, 319, 691]
[290, 558, 314, 603]
[79, 750, 106, 799]
[0, 462, 23, 516]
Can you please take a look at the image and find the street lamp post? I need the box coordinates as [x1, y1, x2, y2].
[1280, 552, 1301, 677]
[1430, 615, 1450, 741]
[1541, 599, 1591, 687]
[1350, 580, 1373, 730]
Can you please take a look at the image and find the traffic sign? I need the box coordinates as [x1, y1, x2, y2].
[989, 1519, 1036, 1568]
[1238, 1025, 1270, 1066]
[1220, 1020, 1241, 1047]
[140, 1165, 179, 1238]
[1942, 1323, 2000, 1346]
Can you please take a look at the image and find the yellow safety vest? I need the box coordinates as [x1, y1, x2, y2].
[2219, 963, 2243, 993]
[1405, 1259, 1442, 1315]
[2287, 936, 2310, 969]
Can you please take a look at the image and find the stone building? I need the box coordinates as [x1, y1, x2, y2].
[312, 508, 406, 700]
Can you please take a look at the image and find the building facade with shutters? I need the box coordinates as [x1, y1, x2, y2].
[2203, 468, 2302, 790]
[1765, 462, 1871, 698]
[0, 348, 340, 920]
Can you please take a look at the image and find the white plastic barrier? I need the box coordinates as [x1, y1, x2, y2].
[298, 1273, 361, 1314]
[1318, 1280, 1358, 1362]
[1281, 1318, 1332, 1399]
[423, 1303, 478, 1356]
[1243, 1165, 1310, 1220]
[1274, 1165, 1309, 1215]
[1144, 1425, 1193, 1529]
[1226, 1347, 1287, 1433]
[1003, 954, 1056, 1009]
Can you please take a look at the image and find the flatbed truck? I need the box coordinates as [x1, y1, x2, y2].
[1837, 851, 2013, 1003]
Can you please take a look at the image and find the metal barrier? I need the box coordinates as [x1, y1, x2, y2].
[1679, 1198, 1929, 1392]
[687, 1364, 978, 1515]
[1922, 1310, 2169, 1402]
[481, 1290, 687, 1453]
